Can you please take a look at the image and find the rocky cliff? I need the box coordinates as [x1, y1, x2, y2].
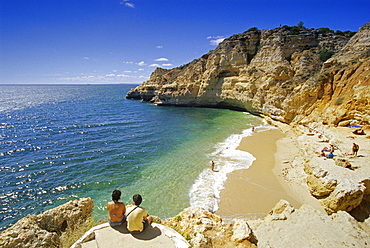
[126, 22, 370, 127]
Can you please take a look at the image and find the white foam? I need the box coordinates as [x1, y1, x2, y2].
[189, 124, 274, 212]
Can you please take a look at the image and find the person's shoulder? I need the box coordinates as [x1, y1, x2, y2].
[106, 201, 115, 209]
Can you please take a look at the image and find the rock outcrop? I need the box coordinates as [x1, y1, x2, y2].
[248, 200, 370, 247]
[0, 198, 93, 248]
[162, 204, 370, 248]
[304, 159, 366, 214]
[162, 207, 257, 248]
[127, 22, 370, 126]
[274, 123, 370, 217]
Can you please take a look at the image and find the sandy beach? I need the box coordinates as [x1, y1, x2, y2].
[216, 128, 321, 219]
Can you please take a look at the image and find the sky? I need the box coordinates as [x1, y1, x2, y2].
[0, 0, 369, 85]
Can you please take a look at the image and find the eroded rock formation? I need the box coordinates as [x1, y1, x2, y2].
[248, 200, 370, 247]
[0, 198, 93, 248]
[127, 22, 370, 126]
[162, 207, 257, 248]
[162, 203, 370, 247]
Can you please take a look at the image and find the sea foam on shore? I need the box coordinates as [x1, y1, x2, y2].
[189, 124, 273, 212]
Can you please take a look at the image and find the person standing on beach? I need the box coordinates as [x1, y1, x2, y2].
[352, 143, 359, 156]
[211, 161, 219, 172]
[126, 194, 153, 233]
[106, 189, 126, 226]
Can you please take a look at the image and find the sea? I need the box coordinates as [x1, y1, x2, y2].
[0, 84, 268, 231]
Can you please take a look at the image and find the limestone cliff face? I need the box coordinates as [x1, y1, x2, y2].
[127, 22, 370, 126]
[302, 22, 370, 126]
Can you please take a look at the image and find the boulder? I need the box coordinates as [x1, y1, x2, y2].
[162, 207, 256, 248]
[231, 219, 257, 244]
[264, 199, 295, 222]
[304, 159, 366, 214]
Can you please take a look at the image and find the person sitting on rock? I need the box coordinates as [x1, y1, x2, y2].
[106, 189, 126, 226]
[321, 147, 330, 152]
[353, 129, 366, 135]
[345, 161, 352, 169]
[126, 194, 153, 233]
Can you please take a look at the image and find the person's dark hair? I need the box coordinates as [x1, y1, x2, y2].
[112, 189, 121, 201]
[133, 194, 142, 205]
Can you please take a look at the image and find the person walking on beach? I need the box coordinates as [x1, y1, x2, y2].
[352, 143, 359, 156]
[126, 194, 153, 233]
[106, 189, 126, 226]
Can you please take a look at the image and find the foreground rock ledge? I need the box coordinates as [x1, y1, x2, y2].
[162, 204, 370, 248]
[0, 198, 93, 248]
[1, 198, 370, 247]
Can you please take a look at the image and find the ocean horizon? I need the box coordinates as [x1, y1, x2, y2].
[0, 84, 266, 231]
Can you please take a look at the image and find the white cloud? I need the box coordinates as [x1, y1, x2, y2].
[137, 61, 146, 66]
[83, 57, 90, 60]
[154, 57, 169, 61]
[210, 38, 224, 46]
[125, 2, 135, 8]
[156, 46, 163, 49]
[117, 74, 130, 78]
[124, 71, 132, 73]
[59, 73, 141, 83]
[120, 0, 135, 8]
[207, 35, 224, 39]
[149, 63, 173, 68]
[207, 36, 225, 46]
[138, 68, 144, 71]
[123, 61, 134, 64]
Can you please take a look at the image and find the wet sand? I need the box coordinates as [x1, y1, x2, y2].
[216, 128, 304, 219]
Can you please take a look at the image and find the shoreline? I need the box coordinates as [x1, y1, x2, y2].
[216, 128, 322, 219]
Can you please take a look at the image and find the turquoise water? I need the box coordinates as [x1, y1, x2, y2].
[0, 84, 265, 230]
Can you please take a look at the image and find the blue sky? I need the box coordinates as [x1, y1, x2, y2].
[1, 0, 369, 84]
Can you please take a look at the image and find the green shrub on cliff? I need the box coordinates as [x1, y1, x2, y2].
[317, 27, 334, 35]
[319, 48, 335, 61]
[246, 27, 259, 32]
[339, 30, 356, 37]
[289, 26, 301, 35]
